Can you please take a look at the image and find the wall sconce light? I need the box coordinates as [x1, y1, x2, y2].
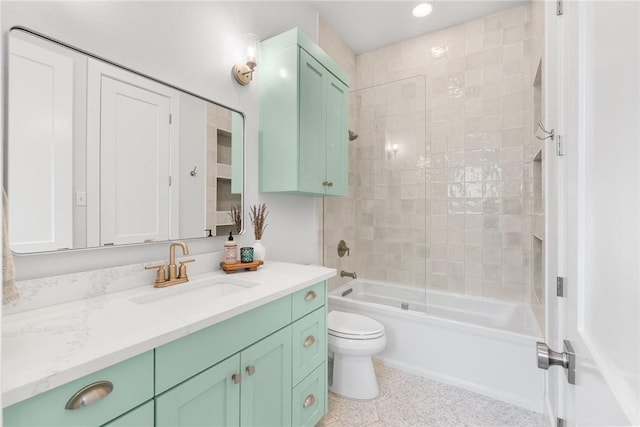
[232, 33, 259, 86]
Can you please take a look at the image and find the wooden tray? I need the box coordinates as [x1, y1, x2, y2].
[220, 260, 264, 274]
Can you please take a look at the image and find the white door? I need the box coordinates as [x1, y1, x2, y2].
[7, 36, 73, 253]
[100, 76, 172, 245]
[546, 1, 639, 425]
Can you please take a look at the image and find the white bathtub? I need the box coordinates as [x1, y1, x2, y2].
[329, 279, 544, 412]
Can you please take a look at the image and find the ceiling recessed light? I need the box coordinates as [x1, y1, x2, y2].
[412, 3, 433, 18]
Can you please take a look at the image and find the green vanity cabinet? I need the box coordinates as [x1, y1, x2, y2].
[292, 307, 326, 385]
[239, 327, 292, 426]
[291, 311, 327, 427]
[4, 351, 154, 427]
[290, 283, 328, 427]
[156, 355, 240, 427]
[5, 281, 328, 427]
[103, 401, 154, 427]
[292, 363, 327, 427]
[157, 327, 294, 427]
[154, 296, 291, 394]
[259, 28, 349, 196]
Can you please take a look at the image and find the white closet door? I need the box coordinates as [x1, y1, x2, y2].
[548, 1, 639, 425]
[100, 76, 171, 245]
[8, 37, 73, 253]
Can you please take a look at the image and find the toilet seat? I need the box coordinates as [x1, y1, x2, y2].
[328, 311, 385, 340]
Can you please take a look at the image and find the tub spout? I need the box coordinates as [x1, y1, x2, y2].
[340, 270, 357, 279]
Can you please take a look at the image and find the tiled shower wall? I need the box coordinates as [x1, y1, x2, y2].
[323, 4, 544, 306]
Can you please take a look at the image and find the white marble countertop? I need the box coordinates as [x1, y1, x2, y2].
[2, 261, 335, 407]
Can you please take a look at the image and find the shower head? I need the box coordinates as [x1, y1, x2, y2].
[348, 130, 358, 141]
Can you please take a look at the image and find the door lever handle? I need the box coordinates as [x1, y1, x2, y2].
[536, 340, 575, 384]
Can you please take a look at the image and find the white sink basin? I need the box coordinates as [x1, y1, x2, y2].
[131, 277, 259, 308]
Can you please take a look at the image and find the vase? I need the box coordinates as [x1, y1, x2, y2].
[253, 240, 266, 261]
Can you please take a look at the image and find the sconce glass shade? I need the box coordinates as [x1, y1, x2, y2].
[244, 33, 259, 68]
[233, 33, 260, 86]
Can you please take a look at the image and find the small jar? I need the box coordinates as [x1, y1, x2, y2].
[240, 247, 254, 263]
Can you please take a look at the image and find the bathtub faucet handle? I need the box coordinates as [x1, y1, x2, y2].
[338, 240, 350, 257]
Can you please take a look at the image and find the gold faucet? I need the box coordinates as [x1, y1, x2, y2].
[145, 241, 195, 288]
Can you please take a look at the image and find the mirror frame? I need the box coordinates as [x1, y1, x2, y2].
[4, 26, 246, 255]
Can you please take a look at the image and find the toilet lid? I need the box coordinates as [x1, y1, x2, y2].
[328, 311, 384, 339]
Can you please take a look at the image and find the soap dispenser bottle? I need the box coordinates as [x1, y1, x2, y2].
[223, 232, 238, 265]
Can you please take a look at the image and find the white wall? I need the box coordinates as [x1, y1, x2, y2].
[2, 1, 322, 279]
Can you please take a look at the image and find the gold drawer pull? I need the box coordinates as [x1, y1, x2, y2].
[304, 290, 317, 301]
[232, 373, 242, 384]
[245, 365, 256, 376]
[65, 381, 113, 410]
[303, 394, 315, 408]
[303, 335, 316, 347]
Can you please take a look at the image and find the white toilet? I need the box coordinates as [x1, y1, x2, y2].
[327, 310, 386, 400]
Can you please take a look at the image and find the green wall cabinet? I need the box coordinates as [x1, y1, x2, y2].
[259, 28, 349, 196]
[4, 282, 327, 427]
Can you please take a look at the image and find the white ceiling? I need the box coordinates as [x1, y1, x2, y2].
[309, 1, 527, 54]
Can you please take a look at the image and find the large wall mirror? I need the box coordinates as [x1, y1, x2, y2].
[6, 28, 244, 254]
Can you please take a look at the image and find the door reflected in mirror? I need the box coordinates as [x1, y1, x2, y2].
[7, 28, 244, 254]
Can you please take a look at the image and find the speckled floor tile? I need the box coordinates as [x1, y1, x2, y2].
[318, 362, 546, 427]
[376, 397, 420, 426]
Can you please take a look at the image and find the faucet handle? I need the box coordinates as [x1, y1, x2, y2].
[178, 258, 195, 279]
[145, 263, 166, 284]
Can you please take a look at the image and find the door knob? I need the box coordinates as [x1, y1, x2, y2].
[536, 340, 575, 384]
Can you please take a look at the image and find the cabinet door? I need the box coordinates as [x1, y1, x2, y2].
[298, 48, 327, 195]
[325, 74, 348, 196]
[240, 327, 292, 427]
[156, 355, 240, 427]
